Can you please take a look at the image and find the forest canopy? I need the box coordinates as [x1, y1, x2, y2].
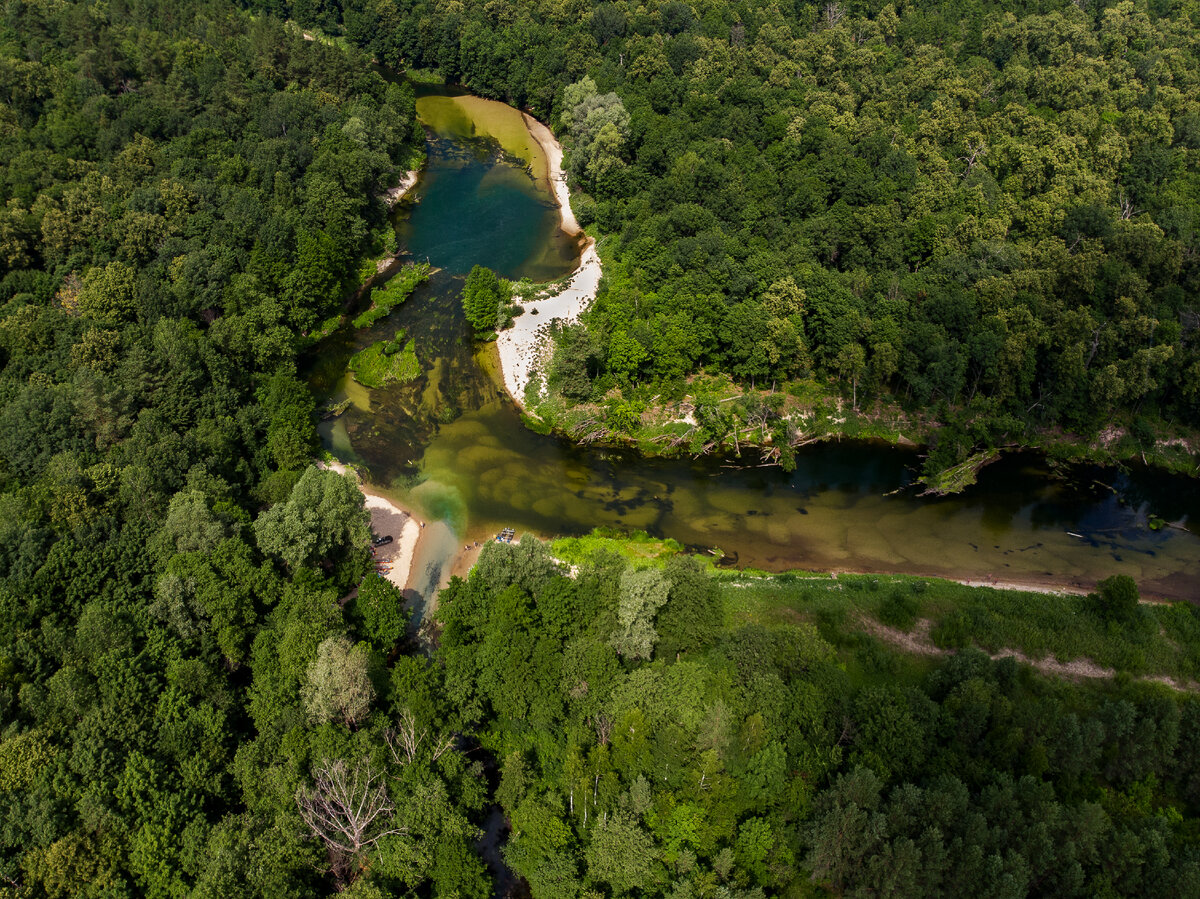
[290, 0, 1200, 456]
[2, 0, 1200, 896]
[0, 0, 439, 893]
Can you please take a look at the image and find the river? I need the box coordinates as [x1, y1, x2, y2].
[308, 82, 1200, 607]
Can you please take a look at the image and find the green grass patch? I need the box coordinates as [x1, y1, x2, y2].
[718, 573, 937, 689]
[551, 528, 691, 570]
[404, 67, 445, 84]
[923, 586, 1200, 680]
[298, 313, 345, 349]
[354, 222, 401, 285]
[353, 262, 431, 329]
[721, 570, 1200, 685]
[348, 331, 420, 388]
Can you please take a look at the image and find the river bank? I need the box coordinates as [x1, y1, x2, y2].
[453, 529, 1199, 690]
[382, 167, 421, 208]
[319, 459, 423, 593]
[495, 242, 602, 404]
[493, 113, 602, 408]
[521, 112, 580, 236]
[312, 80, 1200, 619]
[517, 367, 1198, 496]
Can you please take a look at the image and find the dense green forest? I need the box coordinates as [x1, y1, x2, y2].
[3, 0, 1200, 896]
[438, 537, 1200, 897]
[0, 0, 457, 893]
[281, 0, 1200, 470]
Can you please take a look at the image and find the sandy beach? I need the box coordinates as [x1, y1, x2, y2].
[495, 115, 601, 406]
[496, 243, 602, 404]
[953, 577, 1090, 597]
[382, 168, 421, 209]
[320, 460, 423, 593]
[522, 113, 581, 236]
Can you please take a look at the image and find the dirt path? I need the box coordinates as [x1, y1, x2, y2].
[856, 615, 1199, 693]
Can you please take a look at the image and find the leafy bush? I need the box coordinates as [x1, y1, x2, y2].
[461, 265, 512, 338]
[878, 590, 920, 631]
[353, 262, 431, 329]
[348, 333, 420, 388]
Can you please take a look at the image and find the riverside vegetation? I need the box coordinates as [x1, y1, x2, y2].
[299, 0, 1200, 483]
[348, 331, 421, 388]
[1, 0, 1200, 897]
[435, 532, 1200, 897]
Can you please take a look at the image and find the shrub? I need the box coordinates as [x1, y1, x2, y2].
[878, 590, 920, 631]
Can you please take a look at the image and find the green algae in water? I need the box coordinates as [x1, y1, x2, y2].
[415, 94, 543, 175]
[399, 86, 580, 281]
[348, 335, 420, 388]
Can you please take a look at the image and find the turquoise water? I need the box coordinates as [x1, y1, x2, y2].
[398, 142, 575, 280]
[313, 87, 1200, 603]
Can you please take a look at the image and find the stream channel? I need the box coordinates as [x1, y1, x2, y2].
[308, 83, 1200, 615]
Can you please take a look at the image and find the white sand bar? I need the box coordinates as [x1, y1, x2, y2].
[382, 168, 420, 209]
[522, 113, 581, 236]
[497, 243, 601, 405]
[498, 115, 601, 406]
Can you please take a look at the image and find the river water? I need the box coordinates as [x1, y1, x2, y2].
[310, 85, 1200, 604]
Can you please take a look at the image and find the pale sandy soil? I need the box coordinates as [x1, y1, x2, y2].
[522, 113, 581, 236]
[493, 115, 602, 407]
[496, 243, 602, 404]
[856, 615, 1199, 693]
[319, 460, 423, 592]
[954, 577, 1090, 596]
[382, 169, 421, 209]
[449, 543, 484, 581]
[372, 169, 424, 274]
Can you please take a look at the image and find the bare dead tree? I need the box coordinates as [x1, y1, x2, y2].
[743, 402, 775, 443]
[959, 139, 987, 176]
[295, 758, 403, 881]
[385, 709, 425, 765]
[594, 713, 613, 746]
[1118, 190, 1138, 220]
[432, 733, 456, 762]
[385, 710, 457, 766]
[835, 716, 856, 746]
[823, 2, 846, 28]
[1084, 327, 1103, 370]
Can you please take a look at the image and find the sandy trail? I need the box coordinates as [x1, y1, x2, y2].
[954, 577, 1090, 596]
[856, 615, 1199, 693]
[320, 460, 423, 592]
